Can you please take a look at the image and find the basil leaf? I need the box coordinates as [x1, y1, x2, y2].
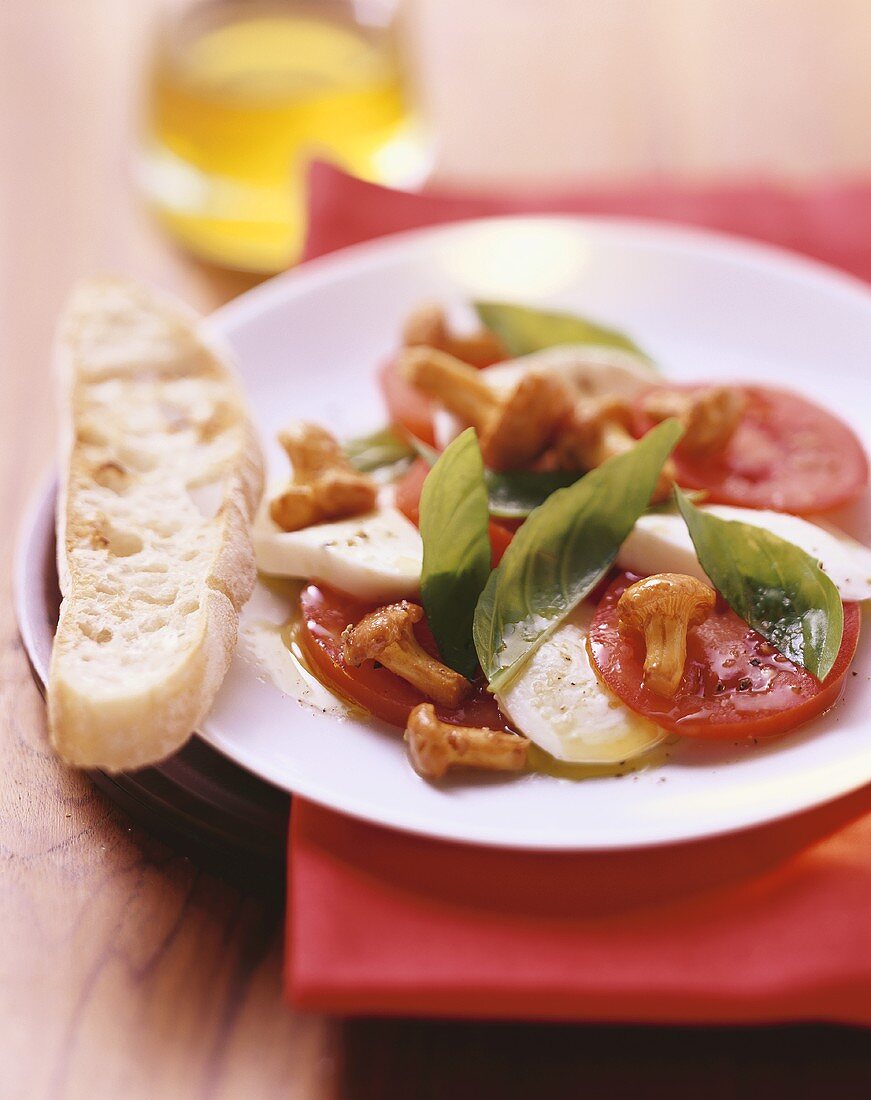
[419, 428, 492, 678]
[411, 436, 581, 518]
[345, 426, 415, 472]
[474, 419, 683, 691]
[674, 488, 844, 681]
[474, 300, 649, 360]
[487, 469, 582, 518]
[408, 435, 440, 466]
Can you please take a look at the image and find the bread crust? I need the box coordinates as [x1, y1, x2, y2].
[48, 278, 264, 771]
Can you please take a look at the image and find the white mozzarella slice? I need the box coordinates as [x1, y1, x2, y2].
[253, 504, 423, 602]
[496, 604, 667, 764]
[618, 506, 871, 601]
[432, 343, 658, 449]
[482, 343, 658, 400]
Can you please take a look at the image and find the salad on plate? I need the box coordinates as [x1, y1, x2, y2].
[252, 299, 871, 782]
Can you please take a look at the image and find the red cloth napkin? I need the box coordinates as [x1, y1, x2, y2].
[287, 163, 871, 1022]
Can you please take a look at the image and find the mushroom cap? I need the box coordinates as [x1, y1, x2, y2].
[277, 421, 344, 475]
[618, 572, 716, 631]
[343, 601, 424, 664]
[642, 385, 747, 456]
[482, 372, 572, 471]
[553, 394, 635, 471]
[581, 394, 635, 432]
[273, 422, 377, 529]
[682, 385, 747, 453]
[402, 303, 449, 348]
[405, 703, 453, 778]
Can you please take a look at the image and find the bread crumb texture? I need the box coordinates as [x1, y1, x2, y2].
[50, 279, 264, 770]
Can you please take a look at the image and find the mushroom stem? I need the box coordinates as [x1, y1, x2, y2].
[555, 398, 675, 502]
[381, 636, 473, 709]
[402, 304, 506, 368]
[639, 617, 690, 697]
[400, 346, 571, 471]
[405, 703, 529, 780]
[398, 346, 498, 426]
[342, 602, 473, 708]
[642, 386, 746, 455]
[617, 573, 716, 698]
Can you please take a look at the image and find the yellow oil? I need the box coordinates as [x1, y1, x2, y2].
[140, 4, 425, 271]
[276, 589, 371, 720]
[527, 740, 677, 781]
[266, 577, 675, 781]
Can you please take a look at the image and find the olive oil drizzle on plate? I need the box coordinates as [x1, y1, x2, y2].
[269, 583, 675, 781]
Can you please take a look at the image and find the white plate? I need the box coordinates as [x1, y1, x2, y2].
[199, 216, 870, 849]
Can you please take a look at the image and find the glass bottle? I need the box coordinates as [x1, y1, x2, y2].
[138, 0, 428, 272]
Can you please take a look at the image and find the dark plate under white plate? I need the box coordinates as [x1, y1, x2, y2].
[14, 479, 288, 894]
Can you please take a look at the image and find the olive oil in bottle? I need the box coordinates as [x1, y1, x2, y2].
[139, 1, 426, 272]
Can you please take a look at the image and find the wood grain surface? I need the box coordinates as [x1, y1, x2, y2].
[0, 3, 332, 1097]
[4, 3, 871, 1098]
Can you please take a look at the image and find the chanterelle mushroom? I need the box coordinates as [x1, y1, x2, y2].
[402, 303, 506, 368]
[554, 396, 675, 502]
[343, 602, 473, 709]
[398, 346, 571, 470]
[617, 573, 716, 697]
[642, 386, 746, 455]
[269, 422, 377, 532]
[405, 703, 530, 780]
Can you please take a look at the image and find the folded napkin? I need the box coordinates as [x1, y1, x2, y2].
[304, 161, 871, 282]
[287, 163, 871, 1022]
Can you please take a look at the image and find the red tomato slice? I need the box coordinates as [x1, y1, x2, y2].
[634, 384, 868, 514]
[588, 571, 860, 740]
[394, 458, 515, 566]
[379, 359, 435, 445]
[378, 343, 505, 449]
[394, 458, 429, 526]
[488, 520, 514, 566]
[298, 584, 509, 731]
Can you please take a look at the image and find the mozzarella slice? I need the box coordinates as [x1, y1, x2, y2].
[253, 504, 422, 602]
[432, 343, 658, 450]
[496, 604, 667, 764]
[618, 506, 871, 602]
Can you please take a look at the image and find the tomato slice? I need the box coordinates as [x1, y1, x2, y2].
[379, 340, 505, 450]
[634, 384, 868, 514]
[394, 457, 515, 566]
[394, 458, 429, 526]
[487, 520, 514, 566]
[298, 584, 510, 731]
[588, 572, 860, 740]
[379, 359, 435, 445]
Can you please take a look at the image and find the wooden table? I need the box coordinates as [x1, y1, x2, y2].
[4, 3, 871, 1096]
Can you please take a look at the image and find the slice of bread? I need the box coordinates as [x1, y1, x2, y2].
[49, 278, 264, 771]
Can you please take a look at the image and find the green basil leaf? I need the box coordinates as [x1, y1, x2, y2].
[474, 300, 649, 360]
[411, 435, 582, 518]
[474, 419, 683, 691]
[344, 426, 415, 473]
[674, 487, 844, 681]
[486, 469, 583, 518]
[419, 428, 492, 678]
[408, 435, 440, 466]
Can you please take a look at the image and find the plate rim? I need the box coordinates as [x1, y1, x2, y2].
[15, 474, 871, 854]
[205, 212, 871, 344]
[17, 213, 871, 852]
[204, 213, 871, 849]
